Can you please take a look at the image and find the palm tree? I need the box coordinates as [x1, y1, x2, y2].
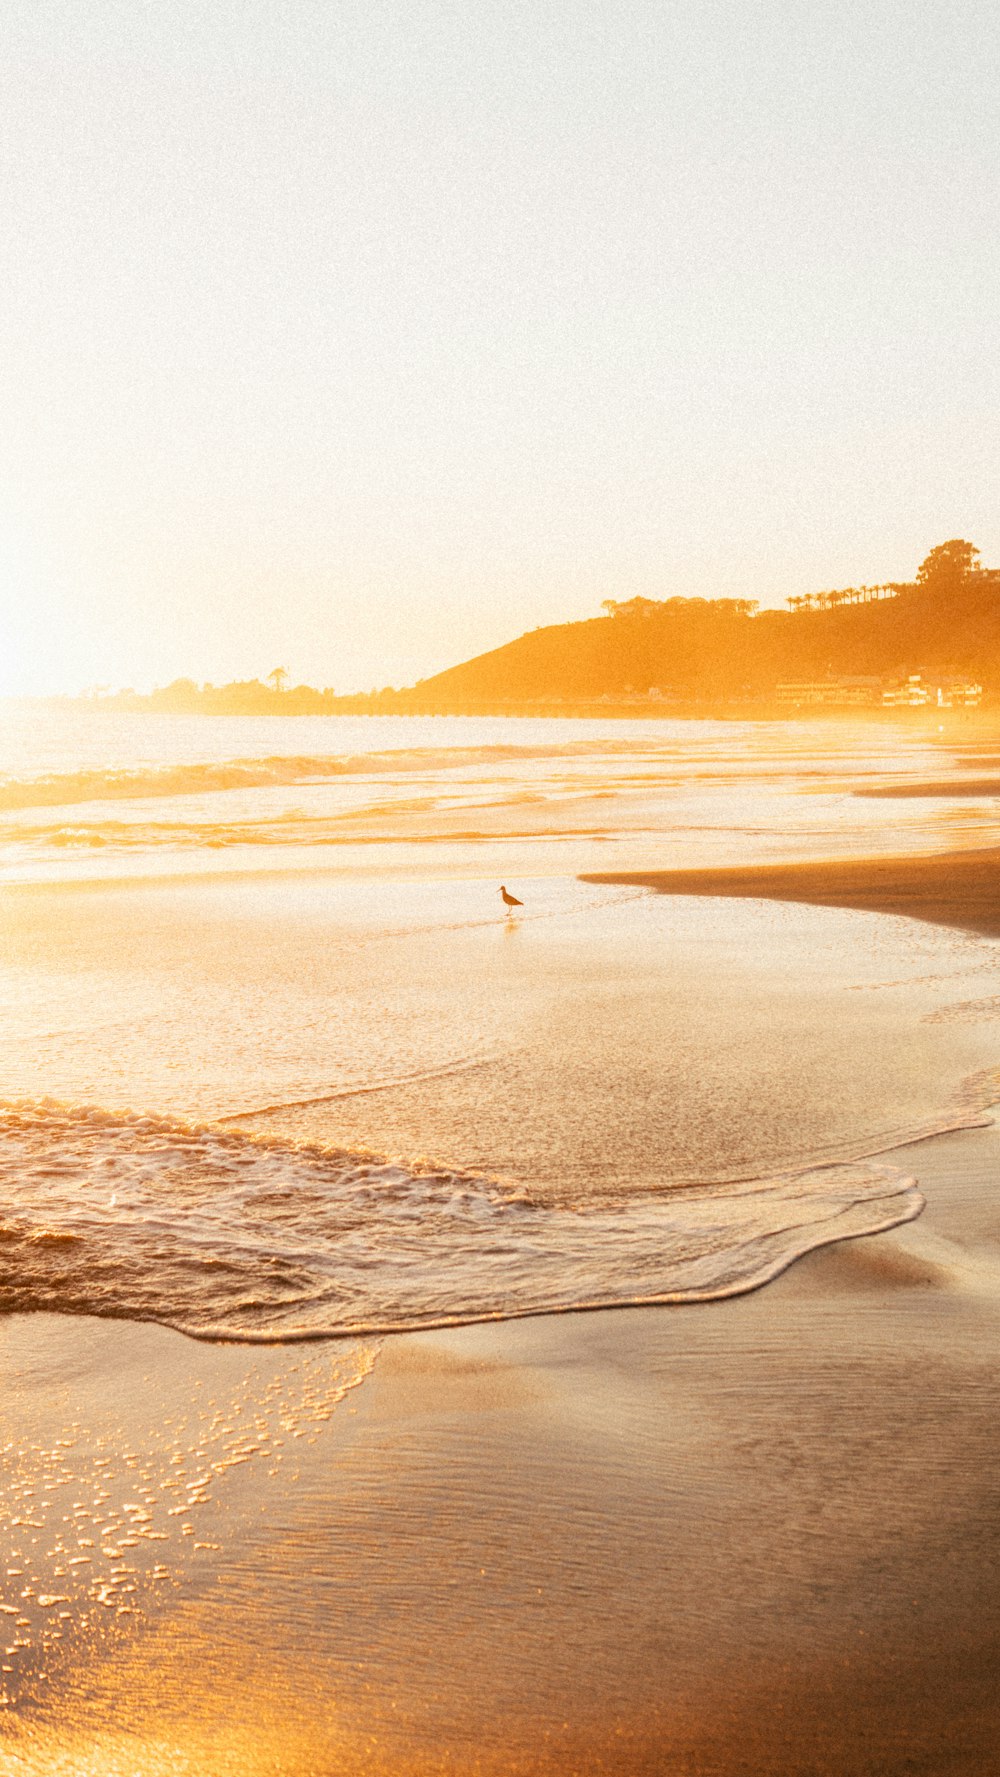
[268, 667, 288, 693]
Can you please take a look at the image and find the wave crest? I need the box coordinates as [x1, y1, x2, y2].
[0, 742, 650, 813]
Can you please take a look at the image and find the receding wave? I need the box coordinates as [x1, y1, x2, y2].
[0, 1100, 924, 1342]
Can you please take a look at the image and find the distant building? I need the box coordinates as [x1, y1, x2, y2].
[880, 674, 983, 708]
[882, 674, 932, 707]
[937, 679, 983, 708]
[776, 677, 882, 708]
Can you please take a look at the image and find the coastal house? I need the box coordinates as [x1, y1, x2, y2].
[881, 674, 932, 707]
[880, 674, 983, 709]
[937, 679, 983, 708]
[776, 677, 882, 709]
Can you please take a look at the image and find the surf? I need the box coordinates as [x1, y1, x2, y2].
[0, 1098, 924, 1342]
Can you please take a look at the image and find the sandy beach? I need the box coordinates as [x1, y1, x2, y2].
[2, 860, 1000, 1771]
[5, 0, 999, 1750]
[4, 719, 1000, 1773]
[3, 1111, 1000, 1776]
[584, 844, 1000, 940]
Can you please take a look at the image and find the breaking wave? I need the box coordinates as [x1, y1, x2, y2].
[0, 742, 668, 814]
[0, 1100, 925, 1342]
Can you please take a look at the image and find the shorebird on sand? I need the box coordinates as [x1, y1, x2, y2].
[499, 884, 523, 912]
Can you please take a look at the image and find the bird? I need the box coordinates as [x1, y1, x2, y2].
[499, 884, 523, 911]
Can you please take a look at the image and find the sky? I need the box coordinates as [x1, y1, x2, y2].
[1, 0, 998, 696]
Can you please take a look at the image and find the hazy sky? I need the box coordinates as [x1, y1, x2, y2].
[2, 0, 998, 695]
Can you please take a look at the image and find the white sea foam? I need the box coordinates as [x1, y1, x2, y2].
[0, 743, 642, 811]
[1, 712, 998, 1345]
[0, 1099, 929, 1341]
[0, 711, 978, 889]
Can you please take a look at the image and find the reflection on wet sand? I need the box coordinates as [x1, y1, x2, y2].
[5, 715, 1000, 1773]
[585, 843, 1000, 939]
[5, 1124, 1000, 1776]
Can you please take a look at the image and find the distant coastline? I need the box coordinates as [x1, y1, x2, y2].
[26, 539, 999, 720]
[36, 684, 990, 723]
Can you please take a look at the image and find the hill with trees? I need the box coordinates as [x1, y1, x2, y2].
[398, 540, 999, 714]
[67, 540, 998, 718]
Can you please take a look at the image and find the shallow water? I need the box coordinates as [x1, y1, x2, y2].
[0, 708, 990, 885]
[1, 709, 1000, 1338]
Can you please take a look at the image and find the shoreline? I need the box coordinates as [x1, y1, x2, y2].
[6, 786, 1000, 1767]
[21, 695, 998, 729]
[584, 843, 1000, 939]
[4, 1117, 1000, 1774]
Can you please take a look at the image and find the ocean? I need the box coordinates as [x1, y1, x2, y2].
[2, 707, 999, 1341]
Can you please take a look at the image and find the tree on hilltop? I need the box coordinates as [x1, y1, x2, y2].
[267, 666, 289, 693]
[917, 539, 980, 593]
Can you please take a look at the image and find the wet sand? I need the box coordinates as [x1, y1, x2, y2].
[585, 844, 1000, 940]
[4, 837, 1000, 1772]
[3, 1114, 1000, 1775]
[855, 776, 1000, 797]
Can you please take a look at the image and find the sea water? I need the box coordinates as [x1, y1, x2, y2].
[2, 707, 1000, 1338]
